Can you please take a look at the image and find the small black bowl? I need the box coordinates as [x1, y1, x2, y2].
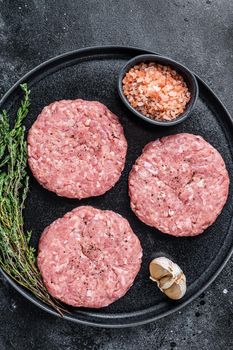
[117, 54, 199, 126]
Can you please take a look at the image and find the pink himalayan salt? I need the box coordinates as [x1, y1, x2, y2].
[122, 62, 191, 121]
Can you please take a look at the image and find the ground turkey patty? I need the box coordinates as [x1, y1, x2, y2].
[129, 133, 229, 237]
[38, 206, 142, 308]
[28, 99, 127, 199]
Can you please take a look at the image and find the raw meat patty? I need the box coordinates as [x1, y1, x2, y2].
[129, 133, 229, 237]
[28, 99, 127, 199]
[37, 206, 142, 308]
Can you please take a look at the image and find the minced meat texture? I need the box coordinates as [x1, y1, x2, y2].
[28, 99, 127, 199]
[128, 133, 229, 237]
[38, 206, 142, 308]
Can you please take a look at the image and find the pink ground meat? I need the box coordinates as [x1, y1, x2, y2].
[28, 99, 127, 199]
[128, 133, 229, 237]
[38, 206, 142, 308]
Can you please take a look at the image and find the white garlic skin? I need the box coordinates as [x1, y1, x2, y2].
[149, 257, 186, 300]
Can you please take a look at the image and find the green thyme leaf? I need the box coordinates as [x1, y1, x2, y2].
[0, 84, 66, 315]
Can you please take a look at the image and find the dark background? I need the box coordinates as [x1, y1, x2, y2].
[0, 0, 233, 349]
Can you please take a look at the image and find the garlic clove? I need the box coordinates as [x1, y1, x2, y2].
[158, 275, 176, 290]
[149, 260, 170, 280]
[149, 257, 186, 300]
[164, 275, 186, 300]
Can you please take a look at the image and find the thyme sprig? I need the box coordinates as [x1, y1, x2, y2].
[0, 84, 65, 315]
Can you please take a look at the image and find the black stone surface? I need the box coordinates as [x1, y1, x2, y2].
[0, 0, 233, 349]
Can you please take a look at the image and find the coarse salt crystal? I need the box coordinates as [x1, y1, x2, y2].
[122, 62, 190, 121]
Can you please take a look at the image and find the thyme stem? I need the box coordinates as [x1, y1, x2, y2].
[0, 84, 66, 316]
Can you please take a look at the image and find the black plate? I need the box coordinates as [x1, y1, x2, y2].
[0, 46, 233, 328]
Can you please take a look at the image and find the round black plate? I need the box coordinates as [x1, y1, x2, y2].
[0, 46, 233, 328]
